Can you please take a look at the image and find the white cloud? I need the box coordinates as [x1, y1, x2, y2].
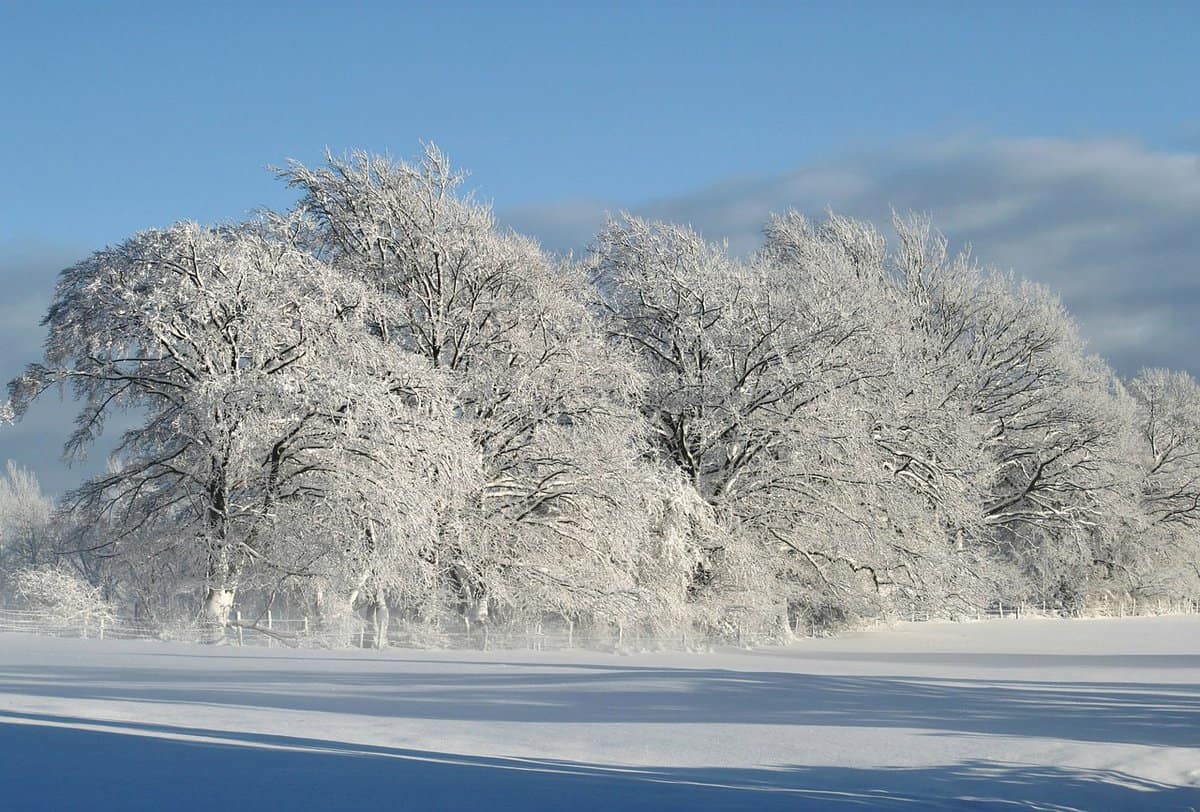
[503, 136, 1200, 377]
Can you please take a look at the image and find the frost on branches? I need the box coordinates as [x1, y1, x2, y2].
[9, 565, 115, 629]
[2, 145, 1197, 645]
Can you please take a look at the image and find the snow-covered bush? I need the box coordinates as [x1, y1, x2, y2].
[10, 565, 115, 627]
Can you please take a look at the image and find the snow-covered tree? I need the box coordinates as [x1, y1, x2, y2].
[884, 215, 1133, 604]
[763, 213, 999, 611]
[0, 461, 56, 576]
[1130, 369, 1200, 528]
[7, 218, 473, 631]
[1119, 369, 1200, 596]
[590, 214, 982, 630]
[5, 146, 1195, 643]
[281, 148, 661, 631]
[9, 564, 114, 628]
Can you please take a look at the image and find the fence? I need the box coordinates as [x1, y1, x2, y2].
[1076, 595, 1200, 618]
[0, 607, 210, 644]
[906, 595, 1200, 623]
[0, 608, 718, 651]
[0, 608, 371, 648]
[1, 596, 1197, 650]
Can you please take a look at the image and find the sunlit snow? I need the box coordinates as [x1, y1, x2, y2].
[2, 616, 1197, 810]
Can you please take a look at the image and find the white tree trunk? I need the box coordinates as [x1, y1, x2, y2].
[203, 540, 238, 639]
[369, 601, 390, 649]
[202, 586, 235, 641]
[471, 595, 489, 624]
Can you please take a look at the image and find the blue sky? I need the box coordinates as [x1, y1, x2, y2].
[2, 1, 1196, 243]
[3, 1, 1200, 492]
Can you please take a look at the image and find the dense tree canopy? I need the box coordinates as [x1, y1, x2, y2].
[3, 146, 1196, 644]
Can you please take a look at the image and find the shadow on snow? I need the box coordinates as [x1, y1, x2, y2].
[0, 712, 1196, 811]
[0, 656, 1197, 748]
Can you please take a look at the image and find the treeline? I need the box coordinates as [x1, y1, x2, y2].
[2, 146, 1198, 644]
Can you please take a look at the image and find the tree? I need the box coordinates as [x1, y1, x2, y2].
[763, 213, 998, 610]
[7, 218, 470, 630]
[281, 147, 659, 631]
[0, 461, 58, 602]
[5, 146, 1195, 644]
[857, 214, 1135, 606]
[1130, 369, 1200, 528]
[1121, 369, 1200, 596]
[590, 214, 984, 631]
[10, 564, 115, 629]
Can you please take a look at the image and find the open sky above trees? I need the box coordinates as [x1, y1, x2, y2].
[2, 1, 1199, 494]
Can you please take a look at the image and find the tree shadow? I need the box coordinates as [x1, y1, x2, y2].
[1, 658, 1197, 748]
[755, 650, 1200, 670]
[1, 712, 1196, 811]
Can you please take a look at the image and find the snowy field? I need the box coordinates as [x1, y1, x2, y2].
[1, 617, 1198, 811]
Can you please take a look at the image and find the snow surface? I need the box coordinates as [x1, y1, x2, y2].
[1, 616, 1198, 810]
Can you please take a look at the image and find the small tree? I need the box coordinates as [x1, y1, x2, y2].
[10, 565, 115, 631]
[0, 461, 57, 595]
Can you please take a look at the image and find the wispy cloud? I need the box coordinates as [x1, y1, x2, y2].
[502, 136, 1200, 378]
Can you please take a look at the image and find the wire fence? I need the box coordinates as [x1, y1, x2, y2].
[1, 596, 1196, 651]
[0, 607, 205, 644]
[0, 608, 713, 651]
[908, 595, 1200, 623]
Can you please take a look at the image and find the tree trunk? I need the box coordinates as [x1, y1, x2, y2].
[365, 598, 390, 649]
[312, 586, 327, 628]
[202, 587, 235, 634]
[202, 543, 237, 640]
